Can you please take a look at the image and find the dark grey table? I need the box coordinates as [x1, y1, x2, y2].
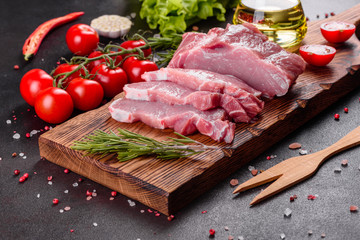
[1, 0, 360, 239]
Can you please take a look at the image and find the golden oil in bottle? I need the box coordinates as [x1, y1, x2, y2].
[233, 0, 307, 51]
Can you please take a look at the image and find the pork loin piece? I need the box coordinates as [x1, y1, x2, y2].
[168, 23, 306, 98]
[109, 98, 235, 143]
[142, 68, 264, 119]
[124, 81, 221, 111]
[124, 81, 251, 123]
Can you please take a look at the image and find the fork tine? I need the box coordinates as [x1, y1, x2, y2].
[249, 174, 299, 205]
[233, 169, 283, 194]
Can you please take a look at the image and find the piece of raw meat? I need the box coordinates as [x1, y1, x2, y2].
[141, 68, 264, 118]
[124, 81, 251, 122]
[123, 81, 221, 111]
[168, 23, 306, 98]
[109, 98, 235, 143]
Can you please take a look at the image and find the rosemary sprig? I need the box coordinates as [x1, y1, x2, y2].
[71, 129, 217, 162]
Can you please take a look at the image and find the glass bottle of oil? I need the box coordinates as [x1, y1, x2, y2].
[233, 0, 307, 52]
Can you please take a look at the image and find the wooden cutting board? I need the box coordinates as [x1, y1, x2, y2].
[39, 5, 360, 216]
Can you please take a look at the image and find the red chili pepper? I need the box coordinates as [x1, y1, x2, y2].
[22, 12, 84, 61]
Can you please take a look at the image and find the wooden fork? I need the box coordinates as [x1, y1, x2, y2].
[233, 125, 360, 205]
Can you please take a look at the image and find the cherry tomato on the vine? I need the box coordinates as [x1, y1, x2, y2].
[52, 63, 86, 87]
[66, 24, 99, 56]
[122, 57, 158, 83]
[34, 87, 73, 124]
[91, 64, 128, 98]
[299, 45, 336, 67]
[320, 21, 356, 43]
[120, 40, 151, 57]
[20, 69, 54, 106]
[66, 78, 104, 111]
[86, 51, 123, 72]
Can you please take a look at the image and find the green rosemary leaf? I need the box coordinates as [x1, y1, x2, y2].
[71, 128, 216, 162]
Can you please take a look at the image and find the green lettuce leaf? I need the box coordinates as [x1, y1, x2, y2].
[139, 0, 237, 37]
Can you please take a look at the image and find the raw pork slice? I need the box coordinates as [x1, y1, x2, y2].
[109, 98, 235, 143]
[141, 68, 264, 118]
[123, 81, 221, 111]
[168, 23, 306, 98]
[124, 81, 251, 122]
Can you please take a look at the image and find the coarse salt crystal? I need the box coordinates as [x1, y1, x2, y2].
[308, 230, 313, 235]
[299, 149, 308, 155]
[37, 193, 40, 198]
[59, 209, 64, 213]
[92, 192, 97, 197]
[284, 208, 292, 217]
[224, 226, 229, 231]
[238, 236, 244, 240]
[280, 233, 286, 239]
[64, 206, 71, 211]
[109, 197, 114, 201]
[128, 199, 136, 207]
[334, 167, 342, 173]
[30, 130, 38, 136]
[93, 222, 98, 227]
[72, 182, 78, 187]
[6, 120, 11, 124]
[86, 196, 92, 201]
[13, 133, 20, 139]
[130, 12, 136, 18]
[248, 165, 255, 171]
[22, 156, 27, 159]
[140, 210, 145, 213]
[64, 190, 69, 194]
[48, 181, 53, 185]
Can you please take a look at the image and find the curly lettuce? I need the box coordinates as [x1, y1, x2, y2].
[139, 0, 237, 37]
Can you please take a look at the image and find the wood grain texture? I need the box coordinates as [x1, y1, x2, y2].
[39, 5, 360, 215]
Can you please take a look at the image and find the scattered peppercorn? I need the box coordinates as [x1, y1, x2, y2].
[64, 169, 69, 174]
[251, 169, 258, 176]
[23, 173, 29, 179]
[325, 13, 329, 18]
[19, 176, 26, 183]
[209, 229, 216, 236]
[334, 113, 340, 120]
[344, 107, 348, 113]
[13, 65, 19, 70]
[14, 169, 20, 176]
[266, 156, 271, 160]
[86, 190, 92, 196]
[230, 179, 239, 187]
[12, 152, 17, 157]
[350, 205, 358, 212]
[111, 191, 117, 197]
[167, 215, 175, 221]
[52, 198, 59, 205]
[330, 12, 335, 16]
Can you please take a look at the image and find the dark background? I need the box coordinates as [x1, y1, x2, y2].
[1, 0, 360, 239]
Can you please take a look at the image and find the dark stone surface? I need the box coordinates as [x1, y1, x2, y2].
[1, 0, 360, 239]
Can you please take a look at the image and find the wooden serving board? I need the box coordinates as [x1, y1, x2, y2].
[39, 5, 360, 215]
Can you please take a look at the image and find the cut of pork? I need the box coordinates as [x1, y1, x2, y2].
[109, 98, 235, 143]
[141, 68, 264, 119]
[168, 23, 306, 98]
[124, 81, 251, 122]
[123, 81, 221, 111]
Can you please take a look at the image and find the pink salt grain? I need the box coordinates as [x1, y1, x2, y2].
[350, 205, 358, 212]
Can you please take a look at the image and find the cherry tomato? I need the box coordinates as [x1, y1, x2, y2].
[66, 78, 104, 111]
[320, 21, 356, 43]
[91, 64, 128, 98]
[34, 87, 73, 124]
[66, 24, 99, 56]
[20, 69, 54, 106]
[299, 45, 336, 67]
[120, 40, 151, 57]
[122, 57, 158, 83]
[86, 51, 123, 71]
[52, 63, 86, 87]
